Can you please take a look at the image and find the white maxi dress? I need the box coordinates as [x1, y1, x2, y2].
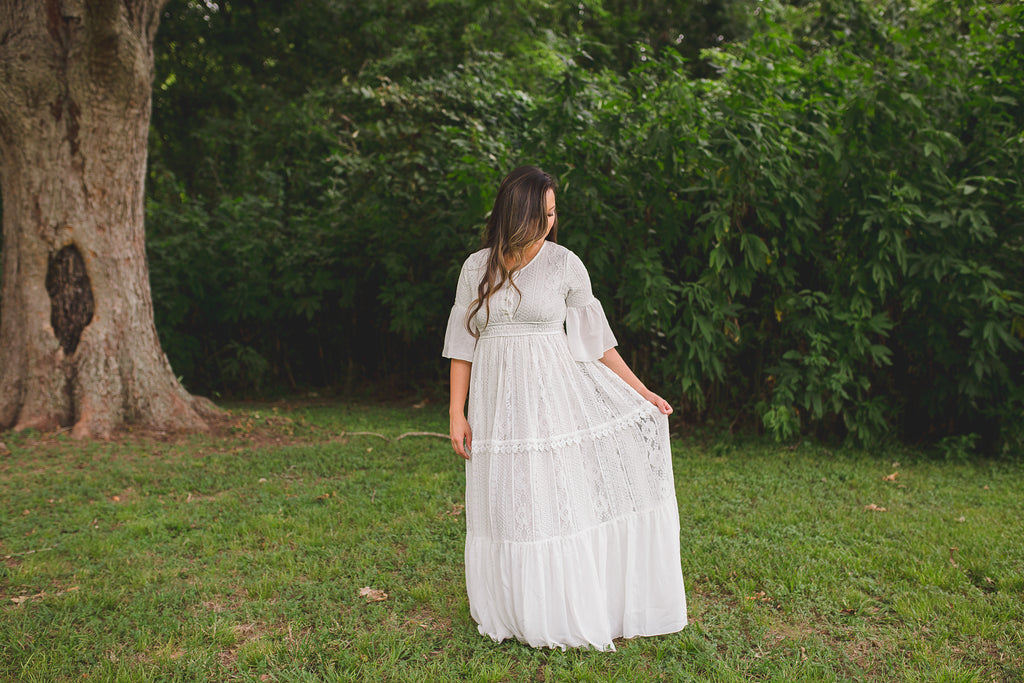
[442, 241, 687, 650]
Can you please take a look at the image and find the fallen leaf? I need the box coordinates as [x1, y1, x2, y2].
[412, 399, 429, 409]
[864, 504, 887, 512]
[882, 472, 898, 482]
[11, 591, 46, 605]
[359, 587, 388, 602]
[0, 441, 9, 455]
[956, 516, 966, 523]
[448, 503, 465, 517]
[111, 495, 121, 503]
[949, 546, 959, 567]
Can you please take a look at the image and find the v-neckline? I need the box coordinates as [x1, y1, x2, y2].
[510, 239, 546, 274]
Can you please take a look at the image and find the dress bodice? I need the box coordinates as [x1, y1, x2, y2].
[442, 242, 617, 362]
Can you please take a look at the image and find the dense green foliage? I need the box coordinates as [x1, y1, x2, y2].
[142, 0, 1023, 450]
[8, 0, 1020, 447]
[145, 0, 755, 391]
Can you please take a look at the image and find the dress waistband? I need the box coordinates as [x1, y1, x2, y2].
[478, 321, 564, 339]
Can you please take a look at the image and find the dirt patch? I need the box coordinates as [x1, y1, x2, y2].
[218, 620, 311, 668]
[198, 599, 231, 613]
[404, 608, 453, 634]
[764, 616, 890, 679]
[193, 584, 250, 615]
[765, 620, 821, 643]
[219, 621, 273, 667]
[6, 406, 309, 450]
[127, 647, 185, 666]
[124, 409, 309, 450]
[838, 634, 889, 678]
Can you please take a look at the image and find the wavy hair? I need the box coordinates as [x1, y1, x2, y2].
[467, 166, 558, 336]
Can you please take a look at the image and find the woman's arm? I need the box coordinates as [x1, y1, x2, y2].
[598, 348, 673, 415]
[449, 359, 473, 458]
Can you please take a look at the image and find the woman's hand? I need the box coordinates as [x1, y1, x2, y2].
[450, 412, 473, 459]
[597, 349, 673, 416]
[449, 359, 473, 459]
[642, 390, 673, 415]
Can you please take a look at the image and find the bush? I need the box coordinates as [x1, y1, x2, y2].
[522, 0, 1024, 447]
[142, 0, 1024, 451]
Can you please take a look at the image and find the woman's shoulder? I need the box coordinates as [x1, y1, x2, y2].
[544, 242, 586, 269]
[461, 248, 490, 271]
[540, 241, 577, 264]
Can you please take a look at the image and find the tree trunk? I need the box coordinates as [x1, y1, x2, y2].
[0, 0, 216, 438]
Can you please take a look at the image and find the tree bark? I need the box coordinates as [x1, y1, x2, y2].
[0, 0, 216, 438]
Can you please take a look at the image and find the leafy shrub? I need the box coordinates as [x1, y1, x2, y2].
[141, 0, 1024, 452]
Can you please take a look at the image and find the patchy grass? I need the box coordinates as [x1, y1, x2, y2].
[1, 402, 1022, 682]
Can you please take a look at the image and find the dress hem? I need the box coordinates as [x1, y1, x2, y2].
[466, 499, 688, 651]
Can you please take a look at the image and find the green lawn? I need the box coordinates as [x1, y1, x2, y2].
[1, 402, 1021, 682]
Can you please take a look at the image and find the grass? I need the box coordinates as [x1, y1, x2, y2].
[1, 401, 1022, 682]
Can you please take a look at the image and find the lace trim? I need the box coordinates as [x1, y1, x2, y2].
[472, 404, 656, 454]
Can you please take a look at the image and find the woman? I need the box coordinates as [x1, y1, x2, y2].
[443, 166, 687, 650]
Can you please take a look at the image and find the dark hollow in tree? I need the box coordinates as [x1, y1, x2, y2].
[45, 244, 94, 356]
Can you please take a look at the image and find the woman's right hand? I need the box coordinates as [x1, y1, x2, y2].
[450, 413, 472, 459]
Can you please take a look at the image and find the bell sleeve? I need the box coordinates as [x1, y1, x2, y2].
[441, 258, 478, 362]
[564, 251, 617, 362]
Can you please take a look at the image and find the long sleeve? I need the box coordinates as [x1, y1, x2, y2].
[442, 258, 479, 362]
[564, 251, 617, 362]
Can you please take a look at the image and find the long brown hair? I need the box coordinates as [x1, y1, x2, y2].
[467, 166, 558, 335]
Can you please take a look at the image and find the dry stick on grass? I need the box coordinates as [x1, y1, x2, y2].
[339, 430, 448, 442]
[3, 546, 55, 560]
[395, 431, 449, 441]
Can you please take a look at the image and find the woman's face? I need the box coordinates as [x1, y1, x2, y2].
[543, 188, 557, 238]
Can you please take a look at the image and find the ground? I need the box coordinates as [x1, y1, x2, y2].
[1, 401, 1022, 681]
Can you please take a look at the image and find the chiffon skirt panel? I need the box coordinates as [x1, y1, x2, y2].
[464, 325, 687, 650]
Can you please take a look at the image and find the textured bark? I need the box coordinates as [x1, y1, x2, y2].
[0, 0, 217, 437]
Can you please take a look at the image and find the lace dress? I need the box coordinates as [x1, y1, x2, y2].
[442, 241, 687, 650]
